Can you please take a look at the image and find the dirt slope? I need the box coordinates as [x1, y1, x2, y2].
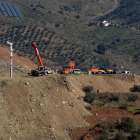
[0, 46, 37, 78]
[0, 75, 91, 140]
[1, 73, 140, 140]
[69, 73, 140, 93]
[0, 46, 140, 140]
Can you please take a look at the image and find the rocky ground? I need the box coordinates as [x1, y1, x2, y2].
[0, 46, 140, 140]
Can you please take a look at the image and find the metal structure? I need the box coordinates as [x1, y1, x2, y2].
[0, 1, 23, 18]
[88, 51, 91, 73]
[7, 41, 13, 78]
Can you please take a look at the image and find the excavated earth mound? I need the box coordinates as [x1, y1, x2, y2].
[0, 46, 140, 140]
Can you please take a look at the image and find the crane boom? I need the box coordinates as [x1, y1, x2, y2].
[31, 42, 44, 70]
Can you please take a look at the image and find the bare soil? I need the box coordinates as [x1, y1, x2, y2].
[0, 46, 140, 140]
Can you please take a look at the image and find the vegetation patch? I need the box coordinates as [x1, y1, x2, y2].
[84, 92, 94, 104]
[83, 86, 93, 92]
[130, 85, 140, 92]
[90, 116, 138, 140]
[128, 107, 140, 112]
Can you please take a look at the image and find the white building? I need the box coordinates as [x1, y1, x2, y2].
[102, 20, 110, 26]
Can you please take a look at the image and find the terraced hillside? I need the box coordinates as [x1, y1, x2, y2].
[1, 0, 140, 74]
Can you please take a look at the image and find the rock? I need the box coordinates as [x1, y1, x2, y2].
[69, 103, 74, 107]
[94, 113, 98, 116]
[62, 101, 67, 104]
[40, 92, 45, 97]
[25, 82, 29, 85]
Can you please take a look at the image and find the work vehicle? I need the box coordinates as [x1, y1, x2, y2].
[90, 65, 99, 74]
[62, 61, 75, 74]
[74, 69, 81, 74]
[89, 65, 116, 74]
[31, 42, 52, 76]
[122, 71, 131, 74]
[98, 69, 106, 74]
[100, 68, 116, 74]
[46, 68, 53, 74]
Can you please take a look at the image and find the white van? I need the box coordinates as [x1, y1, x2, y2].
[74, 69, 81, 74]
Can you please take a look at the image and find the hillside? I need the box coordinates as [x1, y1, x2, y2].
[0, 46, 140, 139]
[1, 0, 140, 74]
[99, 0, 140, 28]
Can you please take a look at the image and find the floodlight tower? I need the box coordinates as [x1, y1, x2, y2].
[7, 41, 13, 78]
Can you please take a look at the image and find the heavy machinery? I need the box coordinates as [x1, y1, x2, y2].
[62, 61, 75, 74]
[89, 65, 115, 74]
[90, 65, 99, 74]
[100, 67, 115, 74]
[31, 42, 52, 76]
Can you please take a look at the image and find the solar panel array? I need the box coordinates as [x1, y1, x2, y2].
[0, 1, 23, 19]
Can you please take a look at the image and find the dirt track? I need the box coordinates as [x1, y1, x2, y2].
[0, 46, 140, 140]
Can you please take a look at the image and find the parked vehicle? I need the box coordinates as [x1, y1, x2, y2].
[62, 61, 75, 74]
[74, 69, 81, 74]
[122, 71, 131, 74]
[30, 42, 52, 76]
[90, 65, 98, 74]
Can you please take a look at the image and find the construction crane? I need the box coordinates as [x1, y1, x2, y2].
[31, 42, 52, 76]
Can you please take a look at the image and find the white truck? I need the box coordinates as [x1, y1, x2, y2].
[45, 68, 53, 74]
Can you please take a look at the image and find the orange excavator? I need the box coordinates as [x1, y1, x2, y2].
[62, 61, 75, 74]
[31, 42, 51, 76]
[90, 65, 99, 74]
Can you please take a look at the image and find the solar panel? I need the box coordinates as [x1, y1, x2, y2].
[15, 17, 19, 19]
[7, 2, 18, 17]
[2, 2, 13, 17]
[3, 12, 8, 16]
[12, 4, 23, 18]
[0, 2, 6, 12]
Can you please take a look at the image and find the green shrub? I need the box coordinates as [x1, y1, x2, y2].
[128, 94, 139, 102]
[121, 116, 135, 132]
[55, 24, 60, 27]
[119, 103, 128, 110]
[129, 126, 140, 140]
[95, 130, 110, 140]
[97, 44, 107, 55]
[84, 92, 94, 103]
[110, 94, 120, 102]
[115, 131, 127, 140]
[76, 15, 80, 19]
[58, 11, 63, 14]
[85, 105, 93, 110]
[83, 86, 93, 92]
[99, 120, 109, 130]
[130, 85, 140, 92]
